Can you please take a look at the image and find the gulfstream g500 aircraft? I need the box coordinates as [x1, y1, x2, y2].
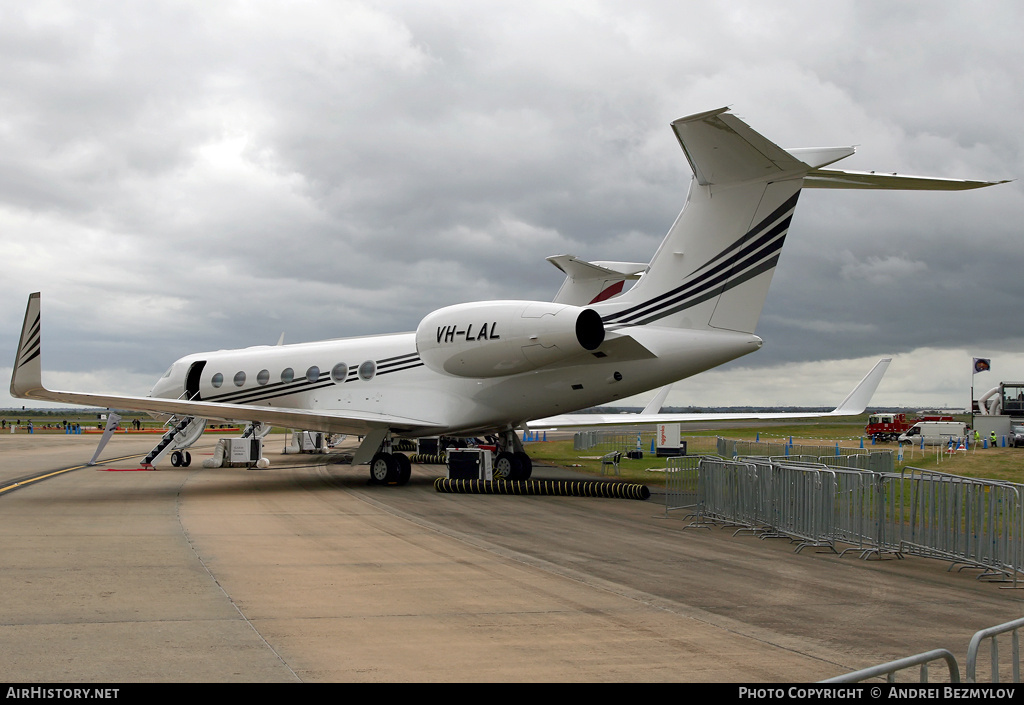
[11, 107, 1005, 483]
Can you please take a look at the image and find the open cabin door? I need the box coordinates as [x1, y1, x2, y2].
[185, 360, 206, 401]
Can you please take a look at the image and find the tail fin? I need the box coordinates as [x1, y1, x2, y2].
[596, 107, 1006, 335]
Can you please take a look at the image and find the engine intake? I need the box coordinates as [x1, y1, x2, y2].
[416, 301, 605, 378]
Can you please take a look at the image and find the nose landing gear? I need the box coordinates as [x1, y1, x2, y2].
[170, 450, 192, 467]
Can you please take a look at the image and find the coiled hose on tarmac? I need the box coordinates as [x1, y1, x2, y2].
[410, 454, 446, 464]
[434, 478, 651, 501]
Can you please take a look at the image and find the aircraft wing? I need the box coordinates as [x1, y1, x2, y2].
[10, 293, 441, 436]
[528, 358, 891, 430]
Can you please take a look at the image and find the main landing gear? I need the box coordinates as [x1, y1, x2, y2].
[367, 432, 412, 486]
[354, 430, 409, 483]
[364, 428, 535, 486]
[492, 428, 532, 481]
[493, 451, 532, 481]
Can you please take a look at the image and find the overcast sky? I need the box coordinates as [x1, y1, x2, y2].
[2, 0, 1022, 412]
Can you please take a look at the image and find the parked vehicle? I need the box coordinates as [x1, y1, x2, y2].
[1009, 425, 1024, 448]
[866, 412, 954, 442]
[898, 421, 969, 446]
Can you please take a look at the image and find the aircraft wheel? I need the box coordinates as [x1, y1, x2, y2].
[395, 453, 412, 486]
[170, 451, 182, 467]
[494, 451, 522, 480]
[370, 453, 398, 484]
[182, 451, 192, 467]
[514, 452, 532, 480]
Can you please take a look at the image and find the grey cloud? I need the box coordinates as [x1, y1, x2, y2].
[2, 0, 1023, 409]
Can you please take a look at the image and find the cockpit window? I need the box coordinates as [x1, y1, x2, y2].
[162, 366, 174, 378]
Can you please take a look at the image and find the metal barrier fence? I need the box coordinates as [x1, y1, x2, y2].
[822, 649, 961, 683]
[573, 430, 888, 468]
[574, 430, 655, 453]
[665, 457, 1024, 583]
[680, 436, 720, 455]
[966, 617, 1024, 683]
[573, 430, 718, 456]
[824, 617, 1024, 683]
[718, 438, 893, 473]
[895, 468, 1024, 584]
[664, 456, 701, 517]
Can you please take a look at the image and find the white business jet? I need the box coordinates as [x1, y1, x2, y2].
[10, 107, 1005, 484]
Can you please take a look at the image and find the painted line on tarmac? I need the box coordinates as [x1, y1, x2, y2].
[0, 453, 147, 497]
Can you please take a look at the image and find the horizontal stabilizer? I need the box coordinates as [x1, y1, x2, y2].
[548, 255, 647, 306]
[805, 168, 1010, 191]
[546, 255, 647, 279]
[671, 107, 809, 185]
[785, 146, 857, 169]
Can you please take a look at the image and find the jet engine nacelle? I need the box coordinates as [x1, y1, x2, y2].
[416, 301, 605, 378]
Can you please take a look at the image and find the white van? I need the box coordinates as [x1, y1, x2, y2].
[898, 421, 968, 446]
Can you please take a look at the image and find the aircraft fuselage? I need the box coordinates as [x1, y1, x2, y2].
[150, 325, 763, 436]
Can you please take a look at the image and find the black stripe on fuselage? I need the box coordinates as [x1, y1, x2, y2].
[206, 377, 328, 404]
[606, 214, 791, 325]
[378, 352, 420, 365]
[602, 190, 799, 326]
[629, 253, 782, 326]
[200, 352, 423, 405]
[377, 361, 424, 376]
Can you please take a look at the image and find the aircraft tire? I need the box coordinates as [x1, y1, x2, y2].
[494, 451, 522, 481]
[170, 451, 182, 467]
[370, 453, 398, 484]
[183, 451, 192, 467]
[514, 452, 532, 480]
[395, 453, 412, 485]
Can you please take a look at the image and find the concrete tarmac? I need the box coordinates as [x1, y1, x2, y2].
[1, 432, 1022, 682]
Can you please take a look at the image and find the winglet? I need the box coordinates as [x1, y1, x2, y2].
[11, 293, 45, 400]
[641, 384, 673, 414]
[830, 358, 891, 415]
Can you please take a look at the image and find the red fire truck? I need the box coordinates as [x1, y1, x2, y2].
[865, 413, 954, 442]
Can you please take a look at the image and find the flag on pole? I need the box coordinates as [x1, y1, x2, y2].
[974, 358, 991, 374]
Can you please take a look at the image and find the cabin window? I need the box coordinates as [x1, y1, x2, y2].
[281, 368, 294, 384]
[257, 369, 270, 386]
[234, 371, 246, 387]
[211, 373, 223, 388]
[331, 363, 348, 383]
[358, 360, 376, 381]
[306, 365, 320, 383]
